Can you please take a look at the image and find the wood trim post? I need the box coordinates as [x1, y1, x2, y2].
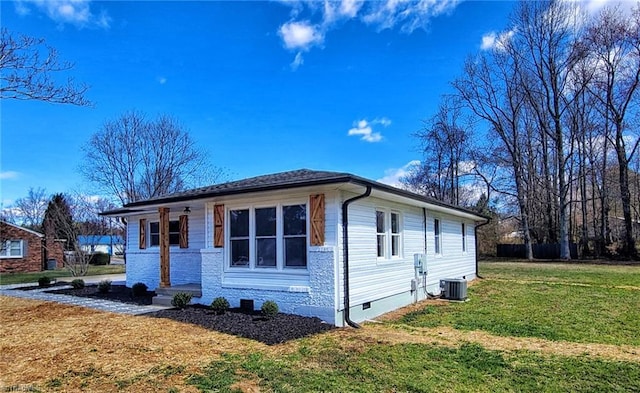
[214, 204, 224, 248]
[310, 194, 325, 246]
[159, 207, 170, 287]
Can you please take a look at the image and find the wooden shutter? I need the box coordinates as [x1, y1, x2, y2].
[139, 219, 147, 249]
[179, 215, 189, 248]
[214, 204, 224, 248]
[310, 194, 325, 246]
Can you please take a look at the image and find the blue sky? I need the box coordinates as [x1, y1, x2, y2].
[0, 0, 522, 207]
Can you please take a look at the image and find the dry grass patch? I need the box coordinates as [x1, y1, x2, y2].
[0, 296, 266, 392]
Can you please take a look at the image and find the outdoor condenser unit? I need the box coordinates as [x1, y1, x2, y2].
[440, 278, 468, 301]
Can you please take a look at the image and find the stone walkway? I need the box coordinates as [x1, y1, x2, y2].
[0, 275, 169, 315]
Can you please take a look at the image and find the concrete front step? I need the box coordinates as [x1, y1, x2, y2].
[152, 295, 175, 306]
[152, 284, 202, 306]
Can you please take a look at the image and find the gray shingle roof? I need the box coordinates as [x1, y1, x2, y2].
[105, 168, 487, 221]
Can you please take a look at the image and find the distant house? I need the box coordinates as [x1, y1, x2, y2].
[0, 221, 64, 273]
[77, 235, 125, 256]
[102, 169, 488, 326]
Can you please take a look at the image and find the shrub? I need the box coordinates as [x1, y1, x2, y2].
[211, 297, 230, 314]
[132, 282, 148, 297]
[171, 292, 192, 309]
[89, 252, 110, 265]
[38, 276, 51, 287]
[71, 279, 85, 289]
[97, 279, 112, 293]
[261, 300, 279, 318]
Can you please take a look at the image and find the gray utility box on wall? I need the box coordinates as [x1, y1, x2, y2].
[440, 278, 468, 301]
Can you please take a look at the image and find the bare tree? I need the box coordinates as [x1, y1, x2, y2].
[408, 97, 473, 205]
[0, 28, 90, 106]
[12, 187, 49, 231]
[453, 47, 535, 260]
[81, 111, 224, 205]
[584, 5, 640, 258]
[42, 193, 117, 276]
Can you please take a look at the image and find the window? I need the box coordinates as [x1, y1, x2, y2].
[377, 210, 402, 259]
[434, 218, 441, 255]
[230, 209, 250, 266]
[462, 223, 467, 252]
[284, 204, 307, 267]
[0, 240, 23, 258]
[391, 212, 400, 257]
[149, 220, 181, 247]
[376, 211, 386, 258]
[228, 203, 308, 269]
[256, 207, 276, 267]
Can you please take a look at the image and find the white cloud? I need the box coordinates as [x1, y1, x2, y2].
[347, 117, 391, 143]
[290, 52, 304, 70]
[0, 171, 20, 180]
[278, 0, 461, 68]
[279, 21, 324, 51]
[377, 160, 421, 187]
[15, 0, 111, 29]
[480, 29, 515, 51]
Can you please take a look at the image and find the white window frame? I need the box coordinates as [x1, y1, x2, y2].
[226, 201, 309, 271]
[376, 210, 387, 258]
[0, 240, 24, 258]
[149, 220, 181, 247]
[434, 218, 442, 256]
[462, 222, 467, 253]
[376, 209, 403, 260]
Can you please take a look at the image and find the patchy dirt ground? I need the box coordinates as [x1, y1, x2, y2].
[2, 295, 639, 392]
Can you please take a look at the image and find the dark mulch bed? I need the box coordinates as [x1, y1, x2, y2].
[14, 282, 70, 291]
[149, 305, 335, 345]
[46, 284, 156, 306]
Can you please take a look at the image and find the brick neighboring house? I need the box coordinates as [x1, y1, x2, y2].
[0, 221, 64, 273]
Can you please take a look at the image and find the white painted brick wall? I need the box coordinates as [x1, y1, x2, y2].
[198, 247, 336, 324]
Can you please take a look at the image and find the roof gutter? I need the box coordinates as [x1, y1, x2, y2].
[341, 185, 372, 329]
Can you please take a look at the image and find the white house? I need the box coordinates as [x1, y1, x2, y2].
[102, 169, 488, 327]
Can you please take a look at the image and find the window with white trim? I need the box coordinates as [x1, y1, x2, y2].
[391, 212, 400, 257]
[376, 210, 402, 259]
[376, 210, 386, 258]
[434, 218, 441, 255]
[228, 203, 307, 269]
[0, 240, 23, 258]
[462, 223, 467, 252]
[149, 220, 180, 247]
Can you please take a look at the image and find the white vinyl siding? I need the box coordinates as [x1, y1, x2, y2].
[337, 193, 479, 310]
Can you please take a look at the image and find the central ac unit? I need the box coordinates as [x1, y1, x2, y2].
[440, 278, 468, 301]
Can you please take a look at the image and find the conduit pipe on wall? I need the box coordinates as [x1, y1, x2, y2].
[341, 185, 372, 328]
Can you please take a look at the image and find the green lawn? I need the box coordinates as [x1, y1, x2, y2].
[397, 262, 640, 345]
[190, 342, 640, 393]
[186, 261, 640, 392]
[0, 264, 125, 285]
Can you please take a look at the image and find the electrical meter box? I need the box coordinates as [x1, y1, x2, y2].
[413, 253, 427, 274]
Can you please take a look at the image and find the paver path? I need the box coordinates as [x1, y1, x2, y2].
[0, 282, 168, 315]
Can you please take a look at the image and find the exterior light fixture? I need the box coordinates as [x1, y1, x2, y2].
[184, 207, 191, 214]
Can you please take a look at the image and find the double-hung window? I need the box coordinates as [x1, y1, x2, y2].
[0, 240, 23, 258]
[229, 203, 307, 269]
[376, 210, 402, 259]
[376, 211, 386, 258]
[149, 220, 181, 247]
[434, 218, 441, 255]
